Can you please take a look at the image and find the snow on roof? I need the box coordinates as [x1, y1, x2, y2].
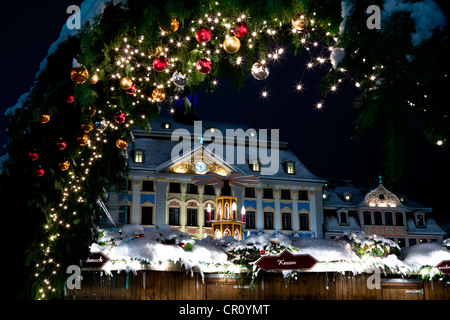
[323, 179, 431, 211]
[406, 217, 446, 235]
[324, 215, 362, 233]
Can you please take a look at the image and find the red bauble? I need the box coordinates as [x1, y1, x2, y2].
[28, 152, 39, 161]
[126, 84, 136, 94]
[195, 27, 211, 43]
[35, 168, 45, 177]
[179, 243, 186, 248]
[57, 141, 67, 150]
[233, 22, 248, 38]
[196, 58, 212, 74]
[114, 112, 126, 124]
[152, 56, 168, 72]
[65, 95, 74, 103]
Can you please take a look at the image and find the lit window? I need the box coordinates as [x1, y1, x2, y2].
[134, 150, 144, 163]
[416, 214, 425, 227]
[161, 121, 172, 129]
[285, 161, 295, 174]
[250, 159, 260, 172]
[343, 192, 352, 202]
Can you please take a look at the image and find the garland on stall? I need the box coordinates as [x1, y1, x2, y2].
[0, 0, 448, 299]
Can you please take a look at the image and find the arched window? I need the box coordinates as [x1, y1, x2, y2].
[395, 212, 404, 226]
[363, 211, 372, 225]
[374, 211, 382, 225]
[385, 212, 393, 226]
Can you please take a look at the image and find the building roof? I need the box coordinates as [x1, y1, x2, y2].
[127, 117, 325, 184]
[324, 216, 362, 233]
[406, 217, 446, 236]
[323, 179, 432, 211]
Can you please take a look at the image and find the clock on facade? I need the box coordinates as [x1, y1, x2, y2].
[194, 161, 208, 173]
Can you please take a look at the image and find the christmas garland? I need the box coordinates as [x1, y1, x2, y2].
[1, 0, 448, 299]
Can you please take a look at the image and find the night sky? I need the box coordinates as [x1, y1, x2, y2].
[1, 1, 449, 222]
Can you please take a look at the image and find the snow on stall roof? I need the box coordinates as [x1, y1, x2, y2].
[291, 238, 357, 262]
[400, 243, 450, 271]
[91, 225, 450, 278]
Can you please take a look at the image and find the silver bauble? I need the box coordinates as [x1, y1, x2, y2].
[95, 120, 107, 131]
[172, 71, 188, 88]
[251, 62, 270, 80]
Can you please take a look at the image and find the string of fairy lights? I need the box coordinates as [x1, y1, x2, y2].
[31, 1, 445, 299]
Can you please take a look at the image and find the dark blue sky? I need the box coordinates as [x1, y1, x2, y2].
[1, 0, 448, 220]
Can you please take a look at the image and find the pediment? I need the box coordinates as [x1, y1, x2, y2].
[363, 184, 403, 208]
[159, 145, 238, 176]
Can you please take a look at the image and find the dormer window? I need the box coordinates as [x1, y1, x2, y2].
[337, 209, 349, 225]
[161, 121, 172, 129]
[206, 126, 217, 133]
[249, 159, 260, 172]
[132, 149, 145, 163]
[415, 212, 426, 227]
[343, 192, 352, 202]
[284, 161, 295, 175]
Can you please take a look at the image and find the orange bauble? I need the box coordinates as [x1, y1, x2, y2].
[152, 88, 166, 102]
[70, 66, 89, 84]
[40, 114, 51, 124]
[59, 160, 71, 171]
[77, 134, 89, 146]
[116, 138, 128, 149]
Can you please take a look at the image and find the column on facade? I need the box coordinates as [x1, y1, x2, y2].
[274, 186, 280, 232]
[131, 176, 141, 224]
[155, 179, 168, 226]
[198, 185, 204, 235]
[179, 182, 187, 232]
[256, 185, 263, 231]
[309, 187, 324, 238]
[234, 186, 244, 221]
[292, 186, 299, 232]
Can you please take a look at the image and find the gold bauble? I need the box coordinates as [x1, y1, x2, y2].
[116, 138, 128, 149]
[291, 12, 308, 30]
[119, 77, 133, 90]
[89, 73, 99, 85]
[160, 18, 179, 34]
[223, 36, 241, 54]
[152, 88, 166, 102]
[70, 66, 89, 84]
[88, 106, 96, 117]
[59, 160, 71, 171]
[170, 18, 179, 32]
[77, 134, 89, 146]
[81, 122, 94, 133]
[40, 114, 51, 124]
[150, 45, 164, 57]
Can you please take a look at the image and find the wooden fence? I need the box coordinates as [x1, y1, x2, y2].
[66, 270, 450, 300]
